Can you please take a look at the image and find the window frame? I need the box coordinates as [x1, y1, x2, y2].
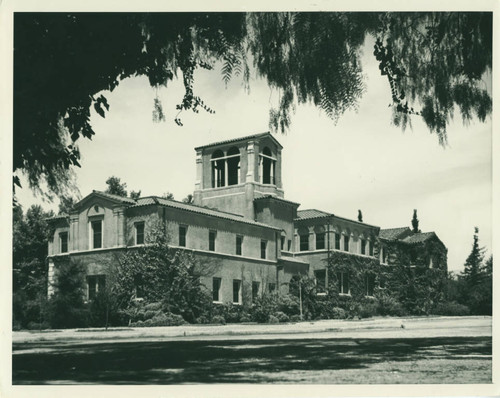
[361, 239, 366, 255]
[299, 233, 309, 251]
[252, 281, 260, 302]
[179, 225, 187, 247]
[236, 235, 243, 256]
[337, 271, 350, 295]
[87, 274, 106, 301]
[316, 232, 325, 250]
[314, 269, 327, 294]
[343, 234, 349, 252]
[334, 233, 341, 250]
[212, 277, 222, 302]
[90, 219, 103, 249]
[59, 231, 68, 253]
[364, 273, 375, 297]
[260, 240, 267, 259]
[232, 279, 242, 304]
[209, 230, 217, 252]
[135, 221, 145, 245]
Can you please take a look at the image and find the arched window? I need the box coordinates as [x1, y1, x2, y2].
[260, 146, 276, 185]
[211, 150, 225, 188]
[226, 147, 240, 186]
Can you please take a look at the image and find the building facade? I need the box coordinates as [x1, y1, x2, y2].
[47, 132, 447, 304]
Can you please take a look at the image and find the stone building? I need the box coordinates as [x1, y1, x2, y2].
[47, 132, 447, 304]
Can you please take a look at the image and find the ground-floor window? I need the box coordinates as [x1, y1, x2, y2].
[233, 279, 242, 304]
[337, 272, 349, 295]
[213, 277, 221, 302]
[87, 274, 106, 300]
[365, 274, 375, 297]
[314, 269, 326, 293]
[268, 283, 276, 293]
[252, 281, 260, 302]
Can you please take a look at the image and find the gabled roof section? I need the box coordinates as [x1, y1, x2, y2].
[131, 196, 281, 230]
[295, 209, 333, 220]
[379, 227, 412, 241]
[194, 132, 283, 151]
[74, 190, 136, 209]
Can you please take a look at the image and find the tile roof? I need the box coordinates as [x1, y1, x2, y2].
[132, 196, 281, 230]
[254, 195, 301, 206]
[379, 227, 411, 240]
[402, 232, 436, 244]
[194, 132, 283, 150]
[295, 209, 333, 220]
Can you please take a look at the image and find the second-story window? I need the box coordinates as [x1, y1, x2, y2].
[261, 240, 267, 259]
[299, 234, 309, 251]
[59, 231, 68, 253]
[209, 230, 216, 251]
[281, 236, 285, 251]
[236, 235, 243, 255]
[361, 239, 366, 255]
[316, 232, 325, 250]
[369, 241, 374, 256]
[335, 233, 341, 250]
[179, 225, 187, 247]
[91, 220, 102, 249]
[135, 222, 145, 245]
[343, 235, 349, 252]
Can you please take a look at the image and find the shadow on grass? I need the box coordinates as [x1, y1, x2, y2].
[13, 336, 491, 384]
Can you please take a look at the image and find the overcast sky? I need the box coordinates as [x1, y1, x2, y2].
[16, 35, 492, 273]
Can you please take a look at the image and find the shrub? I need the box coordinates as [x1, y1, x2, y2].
[358, 302, 378, 319]
[268, 315, 279, 324]
[376, 294, 406, 317]
[251, 294, 278, 323]
[432, 301, 470, 316]
[240, 315, 252, 323]
[144, 302, 163, 311]
[277, 294, 300, 316]
[290, 314, 302, 322]
[27, 321, 50, 330]
[195, 315, 210, 324]
[212, 315, 226, 325]
[274, 311, 289, 323]
[330, 307, 347, 319]
[131, 312, 187, 327]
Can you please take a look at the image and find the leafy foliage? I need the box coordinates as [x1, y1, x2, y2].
[14, 12, 492, 199]
[105, 176, 128, 197]
[110, 222, 212, 323]
[13, 205, 54, 329]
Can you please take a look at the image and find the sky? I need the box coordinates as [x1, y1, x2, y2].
[15, 36, 492, 274]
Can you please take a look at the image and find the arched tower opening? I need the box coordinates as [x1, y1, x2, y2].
[227, 146, 240, 186]
[261, 146, 275, 185]
[211, 150, 225, 188]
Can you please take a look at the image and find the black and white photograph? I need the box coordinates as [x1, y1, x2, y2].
[1, 1, 497, 396]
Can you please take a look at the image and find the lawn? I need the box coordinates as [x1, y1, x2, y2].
[12, 335, 491, 384]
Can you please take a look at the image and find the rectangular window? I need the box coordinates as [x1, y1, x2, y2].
[236, 235, 243, 255]
[252, 281, 260, 302]
[335, 233, 341, 250]
[179, 225, 187, 247]
[337, 272, 350, 295]
[135, 222, 145, 245]
[59, 232, 68, 253]
[209, 230, 216, 252]
[261, 240, 267, 259]
[91, 220, 102, 249]
[134, 275, 145, 299]
[361, 239, 366, 255]
[288, 239, 292, 251]
[281, 236, 285, 251]
[316, 232, 325, 250]
[233, 279, 241, 304]
[212, 277, 221, 302]
[369, 241, 374, 256]
[299, 234, 309, 251]
[268, 283, 276, 293]
[314, 269, 326, 294]
[343, 235, 349, 252]
[87, 275, 106, 300]
[365, 274, 375, 297]
[381, 246, 388, 264]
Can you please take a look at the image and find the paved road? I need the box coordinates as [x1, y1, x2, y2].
[12, 316, 492, 384]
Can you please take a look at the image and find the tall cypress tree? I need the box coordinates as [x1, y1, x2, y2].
[462, 227, 485, 288]
[411, 209, 420, 233]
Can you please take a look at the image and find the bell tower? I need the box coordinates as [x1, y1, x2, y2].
[193, 132, 284, 219]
